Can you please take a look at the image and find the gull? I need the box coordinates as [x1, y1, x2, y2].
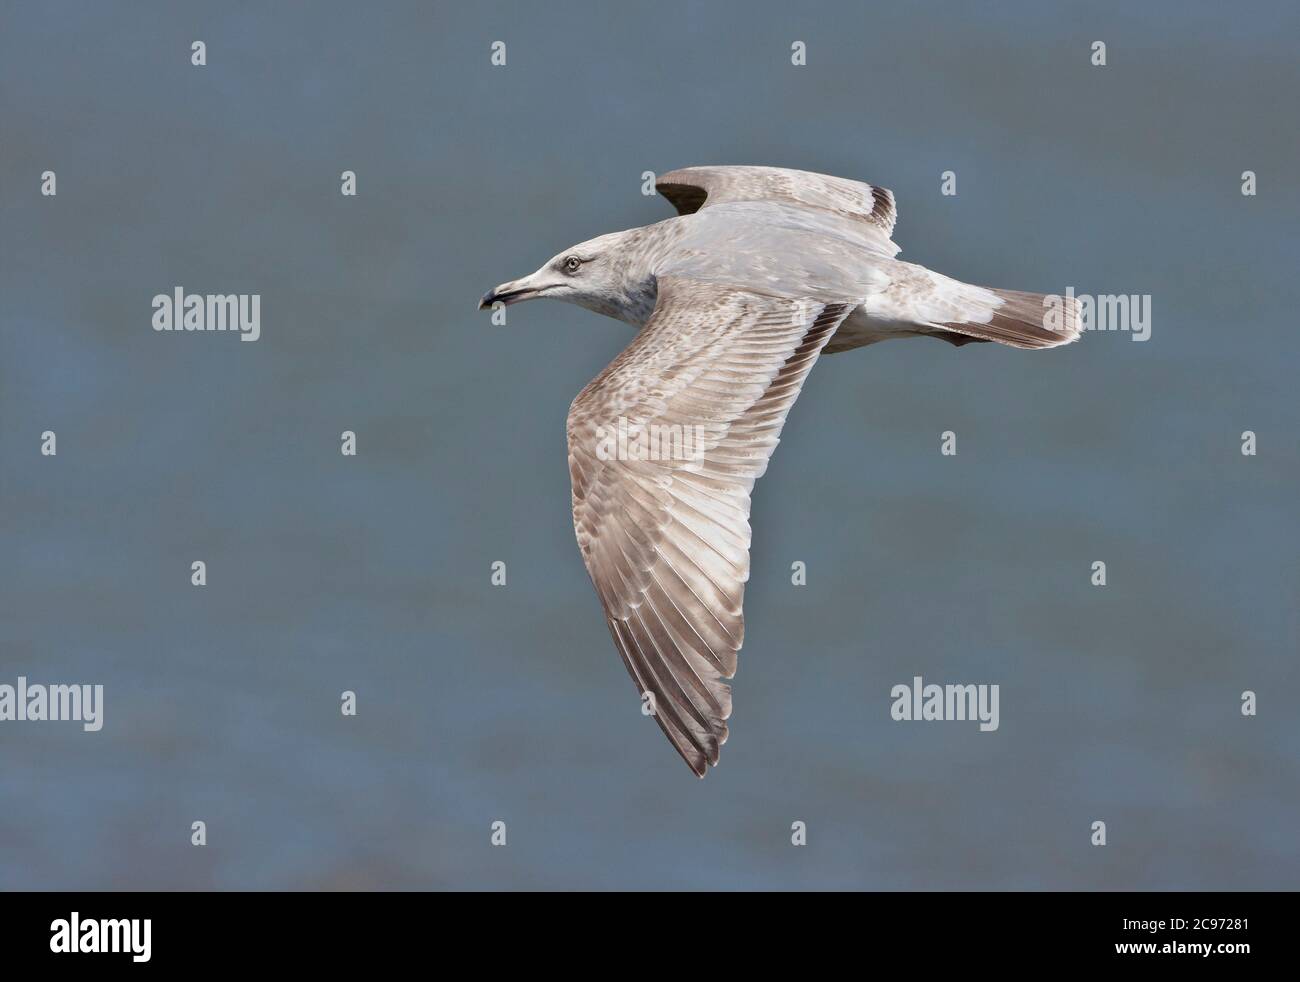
[480, 165, 1080, 777]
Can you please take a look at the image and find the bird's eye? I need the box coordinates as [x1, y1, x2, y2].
[563, 256, 582, 273]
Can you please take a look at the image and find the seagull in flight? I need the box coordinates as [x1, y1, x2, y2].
[480, 165, 1080, 776]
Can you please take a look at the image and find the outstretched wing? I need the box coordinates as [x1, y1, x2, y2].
[657, 164, 897, 238]
[566, 275, 854, 775]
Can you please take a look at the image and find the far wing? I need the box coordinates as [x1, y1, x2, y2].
[657, 164, 897, 238]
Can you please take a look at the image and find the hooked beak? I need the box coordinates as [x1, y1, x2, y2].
[478, 274, 551, 310]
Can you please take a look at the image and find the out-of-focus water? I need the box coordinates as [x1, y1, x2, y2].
[1, 0, 1296, 889]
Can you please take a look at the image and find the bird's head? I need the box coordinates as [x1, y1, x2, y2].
[479, 230, 657, 325]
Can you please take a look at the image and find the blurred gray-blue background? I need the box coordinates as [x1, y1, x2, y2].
[1, 0, 1296, 890]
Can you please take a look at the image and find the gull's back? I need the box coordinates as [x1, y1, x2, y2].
[656, 199, 898, 304]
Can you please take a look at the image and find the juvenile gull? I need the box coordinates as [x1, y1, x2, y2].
[480, 165, 1080, 777]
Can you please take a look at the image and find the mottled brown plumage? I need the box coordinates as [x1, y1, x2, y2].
[480, 165, 1080, 776]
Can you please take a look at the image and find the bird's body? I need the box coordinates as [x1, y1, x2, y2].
[481, 165, 1080, 776]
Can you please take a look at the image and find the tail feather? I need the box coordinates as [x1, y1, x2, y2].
[937, 287, 1082, 350]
